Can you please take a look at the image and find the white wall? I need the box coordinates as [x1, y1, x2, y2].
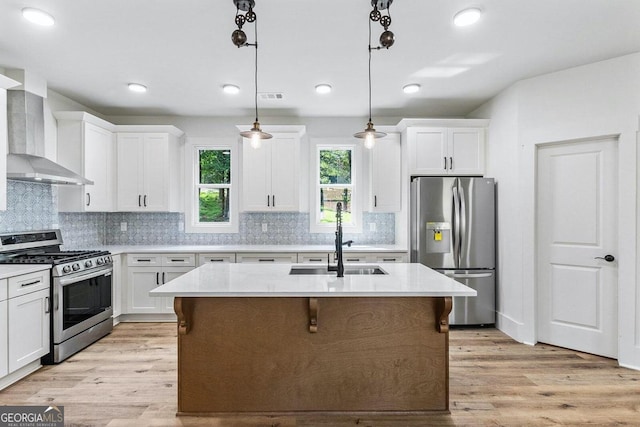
[471, 52, 640, 368]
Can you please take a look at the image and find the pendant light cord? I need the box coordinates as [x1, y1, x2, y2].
[254, 20, 259, 122]
[368, 17, 372, 123]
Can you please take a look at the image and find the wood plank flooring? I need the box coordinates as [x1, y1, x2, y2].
[1, 323, 639, 426]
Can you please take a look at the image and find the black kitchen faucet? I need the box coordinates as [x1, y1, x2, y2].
[327, 202, 353, 277]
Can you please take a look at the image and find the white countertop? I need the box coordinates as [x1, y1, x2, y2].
[0, 264, 51, 279]
[149, 263, 477, 298]
[71, 244, 407, 256]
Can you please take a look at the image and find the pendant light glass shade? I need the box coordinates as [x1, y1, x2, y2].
[240, 120, 272, 149]
[354, 121, 386, 149]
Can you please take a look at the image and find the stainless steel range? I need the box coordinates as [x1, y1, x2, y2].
[0, 230, 113, 364]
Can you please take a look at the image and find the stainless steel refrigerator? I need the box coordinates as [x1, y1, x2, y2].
[410, 177, 496, 325]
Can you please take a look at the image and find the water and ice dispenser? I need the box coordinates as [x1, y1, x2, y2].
[425, 222, 451, 253]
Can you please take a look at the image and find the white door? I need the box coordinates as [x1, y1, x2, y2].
[537, 136, 618, 358]
[127, 268, 162, 313]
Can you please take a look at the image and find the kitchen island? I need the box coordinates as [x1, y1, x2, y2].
[150, 262, 476, 415]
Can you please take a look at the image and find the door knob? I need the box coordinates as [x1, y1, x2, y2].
[594, 255, 615, 262]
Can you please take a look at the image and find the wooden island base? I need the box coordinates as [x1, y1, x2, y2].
[175, 296, 453, 415]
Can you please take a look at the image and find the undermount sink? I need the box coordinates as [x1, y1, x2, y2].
[289, 266, 388, 275]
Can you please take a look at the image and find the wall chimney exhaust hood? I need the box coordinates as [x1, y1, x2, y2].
[6, 90, 93, 185]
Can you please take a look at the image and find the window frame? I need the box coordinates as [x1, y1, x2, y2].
[309, 140, 362, 234]
[185, 138, 239, 233]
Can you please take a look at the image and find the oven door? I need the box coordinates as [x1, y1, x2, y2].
[53, 266, 113, 344]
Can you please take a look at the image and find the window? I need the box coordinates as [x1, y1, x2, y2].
[186, 141, 238, 233]
[311, 143, 361, 233]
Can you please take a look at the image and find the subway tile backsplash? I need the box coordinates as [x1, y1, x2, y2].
[0, 182, 395, 249]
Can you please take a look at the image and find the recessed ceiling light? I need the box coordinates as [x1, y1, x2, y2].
[128, 83, 147, 93]
[22, 7, 55, 26]
[453, 8, 482, 27]
[315, 84, 332, 94]
[403, 84, 421, 94]
[223, 84, 240, 94]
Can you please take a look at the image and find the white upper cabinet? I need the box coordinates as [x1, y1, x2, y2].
[0, 75, 20, 211]
[241, 126, 306, 212]
[400, 119, 488, 176]
[55, 112, 116, 212]
[116, 127, 184, 212]
[370, 133, 401, 212]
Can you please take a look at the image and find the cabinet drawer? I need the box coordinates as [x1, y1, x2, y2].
[341, 253, 369, 263]
[0, 278, 7, 302]
[372, 253, 408, 263]
[298, 253, 332, 264]
[8, 270, 49, 299]
[236, 253, 298, 263]
[198, 253, 236, 265]
[162, 254, 195, 267]
[128, 254, 162, 267]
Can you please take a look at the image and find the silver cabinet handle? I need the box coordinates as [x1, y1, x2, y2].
[308, 258, 323, 262]
[86, 192, 91, 206]
[44, 296, 50, 314]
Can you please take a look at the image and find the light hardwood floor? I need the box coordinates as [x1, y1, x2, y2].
[1, 323, 639, 426]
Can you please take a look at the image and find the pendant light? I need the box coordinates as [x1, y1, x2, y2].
[232, 0, 272, 148]
[354, 0, 394, 149]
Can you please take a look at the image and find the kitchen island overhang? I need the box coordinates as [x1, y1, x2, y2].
[150, 262, 476, 415]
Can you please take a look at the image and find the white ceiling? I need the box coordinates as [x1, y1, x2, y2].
[1, 0, 640, 118]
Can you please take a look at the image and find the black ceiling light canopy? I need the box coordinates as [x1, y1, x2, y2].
[354, 0, 395, 149]
[232, 0, 272, 148]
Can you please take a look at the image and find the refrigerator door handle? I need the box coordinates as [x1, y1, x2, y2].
[459, 184, 467, 266]
[452, 185, 461, 267]
[446, 272, 493, 279]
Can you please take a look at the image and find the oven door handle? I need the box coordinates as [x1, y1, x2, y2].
[57, 268, 112, 286]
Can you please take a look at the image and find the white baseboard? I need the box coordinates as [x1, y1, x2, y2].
[496, 311, 532, 345]
[0, 360, 41, 391]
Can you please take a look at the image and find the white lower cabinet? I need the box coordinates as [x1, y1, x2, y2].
[236, 253, 298, 263]
[298, 253, 332, 264]
[0, 278, 7, 378]
[7, 271, 50, 374]
[298, 252, 408, 264]
[126, 254, 195, 314]
[198, 253, 236, 265]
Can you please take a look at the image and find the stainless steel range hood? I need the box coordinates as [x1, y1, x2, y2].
[6, 90, 93, 185]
